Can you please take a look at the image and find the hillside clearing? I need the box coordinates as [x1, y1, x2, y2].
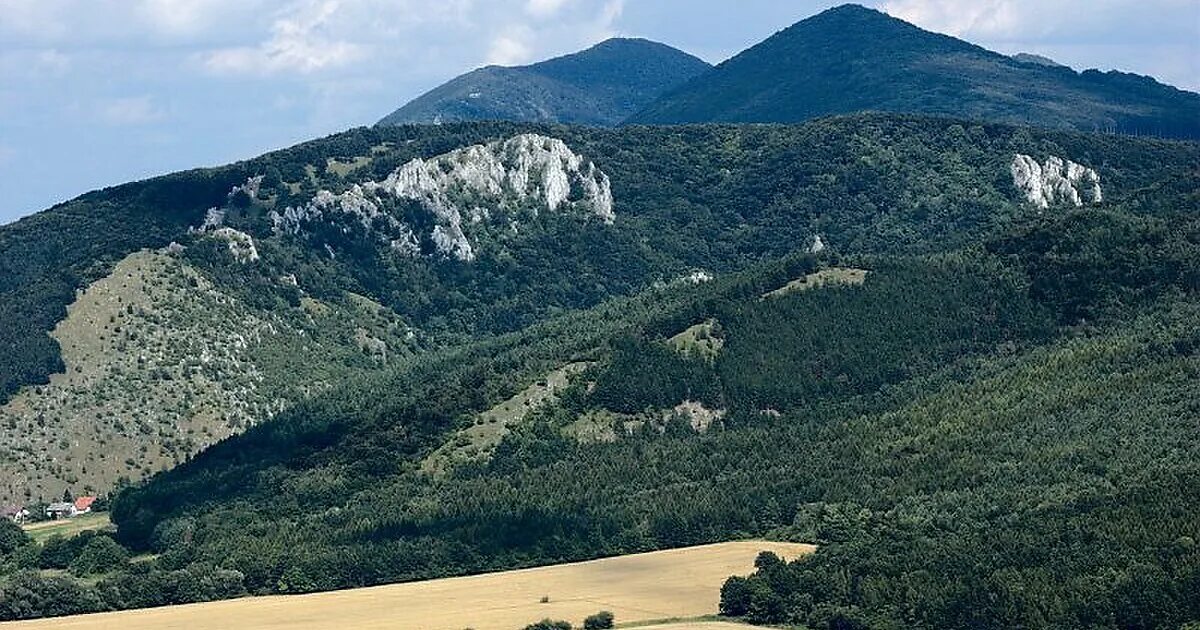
[422, 362, 590, 474]
[668, 319, 723, 361]
[3, 541, 813, 630]
[21, 512, 112, 544]
[762, 267, 868, 299]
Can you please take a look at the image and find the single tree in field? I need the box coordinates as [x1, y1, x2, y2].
[584, 611, 614, 630]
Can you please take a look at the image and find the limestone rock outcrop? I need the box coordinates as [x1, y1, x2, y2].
[273, 134, 614, 261]
[1011, 154, 1102, 210]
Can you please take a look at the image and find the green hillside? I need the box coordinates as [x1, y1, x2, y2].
[1, 114, 1195, 503]
[2, 3, 1198, 625]
[377, 38, 712, 127]
[629, 5, 1200, 140]
[0, 112, 1196, 626]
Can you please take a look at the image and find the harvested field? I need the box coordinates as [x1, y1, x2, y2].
[2, 541, 814, 630]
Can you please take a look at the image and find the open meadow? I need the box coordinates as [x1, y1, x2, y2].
[20, 513, 112, 544]
[1, 541, 813, 630]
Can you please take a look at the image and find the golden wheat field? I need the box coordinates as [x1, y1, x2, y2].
[1, 541, 813, 630]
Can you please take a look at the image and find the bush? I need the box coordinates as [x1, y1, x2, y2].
[0, 520, 30, 555]
[583, 611, 614, 630]
[68, 536, 129, 576]
[0, 571, 106, 620]
[523, 620, 571, 630]
[720, 575, 753, 617]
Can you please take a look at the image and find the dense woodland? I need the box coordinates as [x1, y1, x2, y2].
[3, 113, 1194, 403]
[1, 111, 1198, 627]
[3, 174, 1199, 626]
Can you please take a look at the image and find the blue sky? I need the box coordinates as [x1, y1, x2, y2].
[1, 0, 1197, 224]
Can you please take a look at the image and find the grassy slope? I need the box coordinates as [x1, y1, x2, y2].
[0, 249, 415, 504]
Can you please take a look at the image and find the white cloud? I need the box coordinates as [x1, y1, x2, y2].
[0, 0, 72, 41]
[881, 0, 1200, 89]
[593, 0, 625, 40]
[882, 0, 1200, 43]
[882, 0, 1022, 39]
[202, 0, 365, 75]
[487, 28, 535, 66]
[98, 96, 166, 125]
[134, 0, 246, 36]
[526, 0, 572, 17]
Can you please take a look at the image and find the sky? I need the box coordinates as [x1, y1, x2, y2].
[1, 0, 1197, 224]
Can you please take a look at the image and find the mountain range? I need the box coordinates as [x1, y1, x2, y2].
[379, 5, 1200, 139]
[629, 5, 1200, 138]
[1, 4, 1198, 628]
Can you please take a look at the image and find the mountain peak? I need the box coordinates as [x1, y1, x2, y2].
[802, 3, 919, 28]
[378, 38, 710, 127]
[818, 3, 890, 17]
[628, 4, 1200, 138]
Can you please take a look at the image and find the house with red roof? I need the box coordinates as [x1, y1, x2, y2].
[73, 496, 97, 514]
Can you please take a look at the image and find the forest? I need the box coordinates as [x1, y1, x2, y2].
[3, 169, 1198, 626]
[3, 113, 1195, 403]
[1, 112, 1197, 627]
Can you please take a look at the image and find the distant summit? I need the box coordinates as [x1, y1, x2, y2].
[1012, 52, 1065, 68]
[629, 4, 1200, 139]
[378, 38, 711, 127]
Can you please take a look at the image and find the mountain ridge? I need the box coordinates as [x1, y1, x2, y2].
[377, 37, 711, 127]
[628, 4, 1200, 139]
[3, 112, 1196, 504]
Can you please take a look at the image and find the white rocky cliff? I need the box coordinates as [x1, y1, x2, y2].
[190, 205, 261, 263]
[273, 134, 615, 261]
[1011, 154, 1103, 210]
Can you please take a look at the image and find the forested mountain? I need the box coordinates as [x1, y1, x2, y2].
[4, 114, 1193, 506]
[1, 108, 1197, 627]
[629, 5, 1200, 139]
[377, 38, 711, 127]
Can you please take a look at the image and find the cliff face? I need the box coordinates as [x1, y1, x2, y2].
[272, 134, 614, 261]
[1011, 154, 1103, 210]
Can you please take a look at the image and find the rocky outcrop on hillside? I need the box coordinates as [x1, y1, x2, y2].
[1011, 154, 1103, 210]
[272, 134, 614, 261]
[191, 206, 261, 263]
[211, 228, 260, 263]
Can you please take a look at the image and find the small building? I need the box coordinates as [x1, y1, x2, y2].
[74, 496, 97, 514]
[1, 505, 29, 524]
[46, 502, 77, 520]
